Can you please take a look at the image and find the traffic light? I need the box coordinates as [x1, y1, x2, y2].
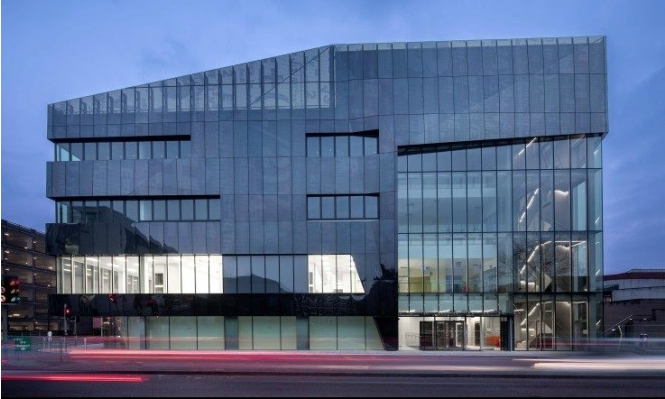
[64, 304, 71, 318]
[1, 276, 20, 303]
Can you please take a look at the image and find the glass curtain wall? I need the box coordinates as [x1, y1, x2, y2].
[397, 135, 602, 350]
[57, 254, 365, 295]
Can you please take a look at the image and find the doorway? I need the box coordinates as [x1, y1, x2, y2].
[418, 319, 466, 350]
[436, 320, 465, 349]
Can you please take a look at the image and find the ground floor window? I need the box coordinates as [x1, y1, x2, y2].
[97, 315, 384, 351]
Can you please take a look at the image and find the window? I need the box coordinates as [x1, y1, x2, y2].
[53, 137, 191, 161]
[307, 195, 379, 220]
[306, 130, 379, 157]
[56, 197, 220, 223]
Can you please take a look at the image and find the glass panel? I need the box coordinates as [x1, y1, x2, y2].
[497, 233, 512, 293]
[335, 136, 349, 157]
[111, 142, 123, 160]
[153, 141, 165, 159]
[321, 197, 335, 219]
[181, 255, 195, 293]
[150, 87, 163, 113]
[237, 257, 251, 293]
[279, 256, 294, 293]
[84, 142, 97, 161]
[236, 316, 251, 350]
[195, 199, 207, 220]
[98, 142, 110, 161]
[153, 200, 166, 221]
[70, 143, 83, 161]
[181, 199, 194, 220]
[350, 196, 364, 219]
[587, 136, 602, 168]
[210, 255, 223, 294]
[166, 141, 179, 159]
[138, 142, 151, 159]
[293, 255, 308, 293]
[125, 200, 138, 222]
[99, 256, 112, 293]
[265, 256, 280, 293]
[197, 316, 224, 350]
[126, 256, 139, 293]
[350, 136, 363, 156]
[57, 143, 70, 162]
[438, 172, 452, 233]
[570, 136, 586, 168]
[482, 172, 497, 232]
[554, 139, 570, 169]
[365, 196, 378, 218]
[141, 256, 153, 294]
[588, 169, 602, 231]
[309, 317, 337, 350]
[223, 256, 237, 294]
[526, 171, 540, 231]
[167, 254, 181, 293]
[165, 86, 177, 113]
[253, 317, 281, 349]
[153, 256, 167, 294]
[513, 171, 526, 232]
[526, 139, 539, 169]
[336, 196, 349, 219]
[139, 200, 152, 221]
[251, 256, 265, 294]
[554, 170, 571, 230]
[452, 172, 466, 232]
[112, 256, 126, 293]
[167, 200, 180, 221]
[481, 146, 496, 170]
[555, 234, 571, 292]
[85, 256, 99, 294]
[73, 258, 84, 293]
[571, 170, 587, 231]
[146, 316, 169, 350]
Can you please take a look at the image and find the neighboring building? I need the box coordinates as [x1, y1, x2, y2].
[604, 269, 665, 340]
[45, 36, 608, 351]
[1, 219, 57, 339]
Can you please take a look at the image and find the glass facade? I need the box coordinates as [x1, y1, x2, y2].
[46, 36, 607, 351]
[396, 136, 602, 350]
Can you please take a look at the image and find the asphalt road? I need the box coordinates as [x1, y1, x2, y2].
[2, 343, 665, 397]
[4, 373, 665, 397]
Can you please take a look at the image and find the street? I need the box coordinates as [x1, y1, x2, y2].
[2, 343, 665, 397]
[3, 373, 665, 397]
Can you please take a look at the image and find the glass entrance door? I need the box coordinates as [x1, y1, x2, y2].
[436, 320, 465, 350]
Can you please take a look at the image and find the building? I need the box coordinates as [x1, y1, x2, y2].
[604, 269, 665, 341]
[2, 219, 58, 339]
[45, 36, 608, 351]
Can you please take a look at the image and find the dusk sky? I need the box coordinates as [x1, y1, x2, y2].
[2, 0, 664, 275]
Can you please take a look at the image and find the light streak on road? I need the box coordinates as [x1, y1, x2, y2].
[2, 373, 147, 382]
